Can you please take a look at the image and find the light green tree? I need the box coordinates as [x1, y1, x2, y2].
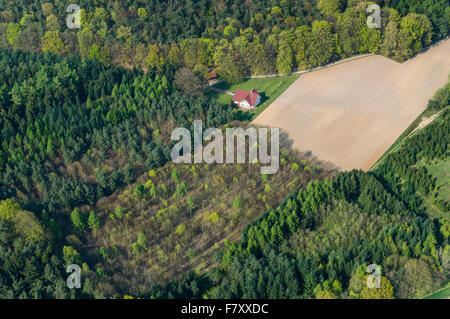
[171, 169, 179, 183]
[46, 14, 60, 31]
[233, 197, 242, 209]
[150, 183, 158, 198]
[318, 0, 343, 16]
[359, 275, 395, 299]
[137, 231, 148, 251]
[70, 208, 85, 231]
[42, 3, 54, 17]
[138, 8, 147, 18]
[6, 23, 20, 45]
[41, 30, 66, 54]
[63, 246, 82, 266]
[146, 44, 165, 70]
[224, 25, 237, 39]
[87, 211, 100, 230]
[20, 13, 34, 27]
[276, 41, 293, 74]
[400, 13, 432, 54]
[115, 205, 125, 219]
[187, 197, 195, 212]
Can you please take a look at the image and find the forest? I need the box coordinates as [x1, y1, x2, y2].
[0, 0, 449, 299]
[147, 106, 449, 299]
[0, 47, 233, 297]
[0, 0, 448, 84]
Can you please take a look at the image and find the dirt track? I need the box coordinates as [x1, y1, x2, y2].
[253, 39, 450, 171]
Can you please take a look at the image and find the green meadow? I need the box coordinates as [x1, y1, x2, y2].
[421, 282, 450, 299]
[206, 74, 299, 121]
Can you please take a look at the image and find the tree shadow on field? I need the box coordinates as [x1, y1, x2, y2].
[299, 149, 341, 173]
[279, 129, 293, 150]
[248, 126, 341, 174]
[279, 129, 341, 174]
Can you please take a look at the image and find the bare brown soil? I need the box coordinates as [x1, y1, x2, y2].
[253, 40, 450, 171]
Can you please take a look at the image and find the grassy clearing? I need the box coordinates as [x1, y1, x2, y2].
[370, 107, 446, 171]
[370, 107, 449, 218]
[205, 75, 299, 121]
[420, 282, 450, 299]
[427, 160, 450, 202]
[417, 158, 450, 219]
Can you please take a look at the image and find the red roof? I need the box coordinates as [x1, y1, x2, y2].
[233, 89, 260, 107]
[209, 70, 217, 79]
[208, 67, 218, 79]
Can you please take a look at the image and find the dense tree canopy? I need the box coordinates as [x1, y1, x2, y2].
[0, 1, 447, 81]
[0, 199, 70, 298]
[147, 101, 450, 299]
[0, 0, 448, 299]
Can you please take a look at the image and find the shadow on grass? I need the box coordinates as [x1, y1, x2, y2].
[233, 91, 269, 121]
[234, 109, 254, 121]
[259, 91, 268, 104]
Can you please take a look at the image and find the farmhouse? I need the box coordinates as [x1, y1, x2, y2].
[233, 88, 261, 110]
[209, 68, 217, 80]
